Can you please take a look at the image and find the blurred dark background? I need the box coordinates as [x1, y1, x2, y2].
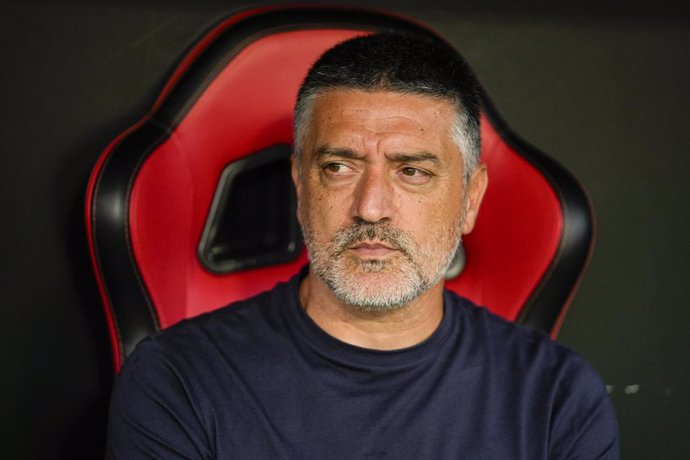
[1, 1, 688, 458]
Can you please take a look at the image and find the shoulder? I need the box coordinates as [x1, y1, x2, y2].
[116, 278, 298, 393]
[445, 291, 619, 458]
[146, 279, 293, 355]
[108, 280, 299, 457]
[445, 290, 587, 371]
[446, 290, 611, 397]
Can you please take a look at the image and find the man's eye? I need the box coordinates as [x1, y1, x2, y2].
[399, 166, 432, 184]
[325, 163, 342, 172]
[323, 163, 351, 174]
[401, 167, 430, 177]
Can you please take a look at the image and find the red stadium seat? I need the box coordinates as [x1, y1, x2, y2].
[86, 6, 594, 371]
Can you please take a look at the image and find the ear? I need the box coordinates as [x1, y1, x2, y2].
[291, 153, 303, 220]
[291, 153, 302, 191]
[461, 163, 488, 235]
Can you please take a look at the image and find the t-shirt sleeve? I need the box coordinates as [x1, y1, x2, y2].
[105, 338, 213, 460]
[548, 356, 620, 460]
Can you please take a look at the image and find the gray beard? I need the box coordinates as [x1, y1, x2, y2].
[302, 218, 461, 313]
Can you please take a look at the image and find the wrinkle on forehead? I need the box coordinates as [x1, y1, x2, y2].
[327, 97, 453, 126]
[307, 89, 459, 162]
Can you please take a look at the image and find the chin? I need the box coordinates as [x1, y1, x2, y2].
[325, 262, 427, 312]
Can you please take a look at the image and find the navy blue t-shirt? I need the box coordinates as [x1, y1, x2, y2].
[106, 273, 619, 459]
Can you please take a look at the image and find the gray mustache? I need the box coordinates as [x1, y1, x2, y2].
[332, 220, 413, 258]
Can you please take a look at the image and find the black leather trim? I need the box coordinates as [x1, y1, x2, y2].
[480, 93, 595, 333]
[91, 121, 167, 360]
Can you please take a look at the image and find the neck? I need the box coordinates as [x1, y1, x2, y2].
[298, 270, 445, 350]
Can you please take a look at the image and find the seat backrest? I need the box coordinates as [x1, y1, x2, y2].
[86, 7, 594, 371]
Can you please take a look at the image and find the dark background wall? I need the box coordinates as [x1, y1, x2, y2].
[1, 1, 688, 458]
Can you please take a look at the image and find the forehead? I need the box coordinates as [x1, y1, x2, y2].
[305, 89, 458, 155]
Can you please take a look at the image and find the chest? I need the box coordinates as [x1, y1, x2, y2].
[203, 359, 551, 459]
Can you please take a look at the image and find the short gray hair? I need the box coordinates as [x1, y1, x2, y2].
[293, 32, 481, 183]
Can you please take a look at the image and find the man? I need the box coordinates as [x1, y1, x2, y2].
[107, 33, 619, 459]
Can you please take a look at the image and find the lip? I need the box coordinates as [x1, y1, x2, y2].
[349, 242, 398, 257]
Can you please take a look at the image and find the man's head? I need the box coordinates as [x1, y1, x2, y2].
[294, 32, 481, 184]
[292, 32, 488, 313]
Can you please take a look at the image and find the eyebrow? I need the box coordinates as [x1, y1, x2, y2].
[313, 145, 440, 165]
[387, 151, 440, 165]
[313, 145, 364, 161]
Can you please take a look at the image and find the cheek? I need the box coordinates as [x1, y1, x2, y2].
[407, 193, 463, 238]
[312, 178, 350, 212]
[301, 186, 346, 233]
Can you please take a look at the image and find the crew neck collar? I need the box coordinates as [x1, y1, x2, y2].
[279, 267, 457, 368]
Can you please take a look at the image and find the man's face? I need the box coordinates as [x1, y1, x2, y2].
[293, 89, 487, 312]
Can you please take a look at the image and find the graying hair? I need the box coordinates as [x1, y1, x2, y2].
[293, 88, 480, 184]
[291, 32, 482, 184]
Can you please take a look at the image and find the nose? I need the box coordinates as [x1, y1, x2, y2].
[352, 168, 394, 223]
